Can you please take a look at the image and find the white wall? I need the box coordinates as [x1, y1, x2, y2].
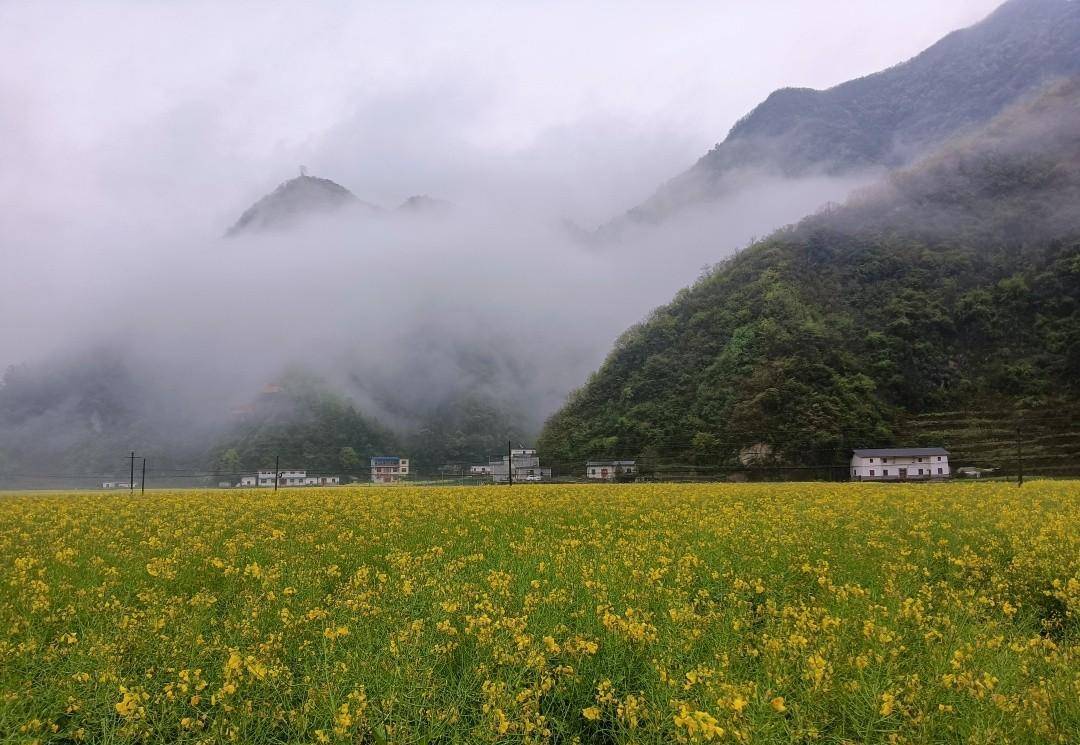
[851, 455, 950, 481]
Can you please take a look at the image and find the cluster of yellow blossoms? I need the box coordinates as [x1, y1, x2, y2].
[0, 480, 1077, 742]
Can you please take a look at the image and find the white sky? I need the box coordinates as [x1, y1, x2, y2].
[1, 1, 1000, 217]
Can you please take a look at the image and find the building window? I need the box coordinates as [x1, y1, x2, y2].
[869, 470, 875, 476]
[938, 468, 943, 474]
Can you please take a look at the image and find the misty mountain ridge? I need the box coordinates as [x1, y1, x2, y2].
[541, 77, 1080, 469]
[226, 173, 450, 236]
[605, 0, 1080, 233]
[7, 0, 1080, 486]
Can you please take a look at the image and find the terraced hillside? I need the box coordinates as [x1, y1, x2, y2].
[901, 400, 1080, 478]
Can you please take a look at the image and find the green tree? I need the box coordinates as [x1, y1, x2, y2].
[216, 448, 241, 474]
[339, 446, 361, 474]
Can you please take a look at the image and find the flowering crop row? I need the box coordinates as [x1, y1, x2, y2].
[0, 481, 1077, 743]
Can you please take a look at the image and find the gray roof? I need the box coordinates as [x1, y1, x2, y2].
[586, 460, 637, 466]
[852, 447, 949, 457]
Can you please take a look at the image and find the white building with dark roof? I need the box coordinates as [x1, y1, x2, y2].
[586, 460, 637, 480]
[850, 448, 950, 481]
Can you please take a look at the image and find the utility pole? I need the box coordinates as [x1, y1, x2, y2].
[129, 451, 136, 495]
[141, 458, 146, 495]
[1017, 426, 1024, 487]
[507, 440, 513, 487]
[274, 455, 280, 493]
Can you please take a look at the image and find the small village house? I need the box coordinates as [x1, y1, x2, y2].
[238, 470, 271, 487]
[239, 470, 278, 487]
[850, 448, 950, 481]
[238, 469, 341, 487]
[586, 460, 637, 480]
[371, 456, 410, 483]
[491, 448, 552, 483]
[278, 469, 306, 487]
[469, 464, 493, 476]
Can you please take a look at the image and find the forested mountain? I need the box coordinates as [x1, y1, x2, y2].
[404, 394, 530, 471]
[611, 0, 1080, 229]
[0, 349, 218, 483]
[208, 375, 526, 478]
[0, 349, 521, 484]
[540, 79, 1080, 469]
[208, 372, 398, 480]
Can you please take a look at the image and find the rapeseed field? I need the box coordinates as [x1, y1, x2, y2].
[0, 482, 1077, 743]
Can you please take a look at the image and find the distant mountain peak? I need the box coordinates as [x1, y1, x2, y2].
[396, 195, 453, 214]
[226, 174, 377, 236]
[603, 0, 1080, 233]
[227, 176, 451, 236]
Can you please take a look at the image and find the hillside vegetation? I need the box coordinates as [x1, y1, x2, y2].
[541, 80, 1080, 470]
[208, 373, 398, 480]
[209, 375, 526, 479]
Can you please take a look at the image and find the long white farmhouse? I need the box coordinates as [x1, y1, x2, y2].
[850, 448, 950, 481]
[238, 469, 341, 487]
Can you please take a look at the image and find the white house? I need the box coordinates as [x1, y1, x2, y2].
[851, 448, 950, 481]
[491, 449, 552, 483]
[586, 460, 637, 480]
[239, 471, 278, 487]
[469, 464, 493, 476]
[371, 456, 410, 483]
[239, 470, 341, 487]
[278, 469, 306, 487]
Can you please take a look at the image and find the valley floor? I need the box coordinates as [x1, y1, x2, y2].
[1, 482, 1077, 743]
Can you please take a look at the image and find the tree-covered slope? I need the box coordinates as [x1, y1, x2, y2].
[0, 349, 221, 482]
[540, 79, 1080, 469]
[209, 372, 399, 479]
[615, 0, 1080, 228]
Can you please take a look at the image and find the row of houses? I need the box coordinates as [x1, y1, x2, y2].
[221, 448, 954, 488]
[475, 448, 952, 482]
[229, 457, 413, 487]
[582, 449, 953, 482]
[464, 454, 639, 482]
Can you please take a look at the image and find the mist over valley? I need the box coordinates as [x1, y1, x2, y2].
[3, 0, 1079, 483]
